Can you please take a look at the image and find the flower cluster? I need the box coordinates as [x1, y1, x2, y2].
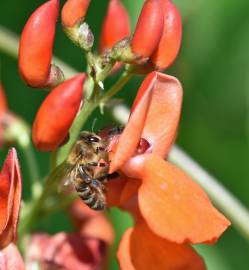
[0, 0, 231, 269]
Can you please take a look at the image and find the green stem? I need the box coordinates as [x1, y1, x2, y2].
[96, 61, 115, 82]
[22, 143, 40, 184]
[22, 143, 41, 198]
[100, 71, 133, 104]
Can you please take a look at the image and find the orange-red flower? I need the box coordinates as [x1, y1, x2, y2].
[99, 0, 130, 54]
[105, 72, 230, 269]
[0, 83, 8, 147]
[69, 198, 114, 245]
[0, 148, 22, 249]
[62, 0, 91, 28]
[99, 0, 130, 74]
[32, 73, 86, 151]
[0, 243, 25, 270]
[151, 0, 182, 70]
[116, 0, 182, 71]
[27, 199, 114, 270]
[131, 0, 164, 62]
[27, 232, 107, 270]
[19, 0, 64, 88]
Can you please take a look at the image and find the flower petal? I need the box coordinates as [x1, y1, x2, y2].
[99, 0, 130, 53]
[0, 148, 22, 249]
[69, 199, 114, 245]
[137, 72, 182, 157]
[109, 72, 182, 172]
[0, 83, 7, 115]
[0, 244, 25, 270]
[131, 0, 164, 59]
[124, 154, 230, 244]
[62, 0, 90, 28]
[117, 221, 206, 270]
[28, 232, 107, 270]
[151, 0, 182, 70]
[109, 76, 153, 173]
[106, 175, 127, 207]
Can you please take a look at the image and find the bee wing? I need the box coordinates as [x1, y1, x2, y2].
[57, 163, 77, 193]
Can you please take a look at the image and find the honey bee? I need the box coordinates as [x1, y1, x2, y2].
[65, 131, 110, 210]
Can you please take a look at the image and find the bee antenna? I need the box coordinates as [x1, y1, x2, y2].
[91, 118, 98, 132]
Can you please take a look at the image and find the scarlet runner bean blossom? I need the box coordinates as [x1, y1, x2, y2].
[26, 199, 114, 270]
[105, 72, 230, 269]
[0, 244, 25, 270]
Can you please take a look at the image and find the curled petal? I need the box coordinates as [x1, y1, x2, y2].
[62, 0, 90, 27]
[19, 0, 61, 87]
[131, 0, 164, 60]
[28, 232, 106, 270]
[138, 72, 182, 157]
[109, 72, 182, 172]
[109, 78, 152, 173]
[32, 74, 86, 151]
[0, 148, 22, 249]
[100, 0, 130, 53]
[124, 154, 230, 244]
[69, 199, 114, 245]
[151, 0, 182, 70]
[0, 244, 25, 270]
[117, 221, 206, 270]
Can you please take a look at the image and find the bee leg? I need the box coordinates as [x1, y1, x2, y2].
[90, 179, 105, 191]
[78, 166, 92, 183]
[97, 174, 108, 182]
[86, 162, 108, 168]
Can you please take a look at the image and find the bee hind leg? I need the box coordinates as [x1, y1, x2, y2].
[90, 179, 106, 192]
[78, 166, 92, 183]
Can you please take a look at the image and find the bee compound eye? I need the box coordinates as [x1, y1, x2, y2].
[88, 136, 100, 143]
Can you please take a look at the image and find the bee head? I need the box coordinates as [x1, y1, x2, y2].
[79, 131, 100, 144]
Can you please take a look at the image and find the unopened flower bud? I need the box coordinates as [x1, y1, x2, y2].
[19, 0, 61, 88]
[62, 0, 90, 28]
[151, 0, 182, 70]
[130, 0, 164, 63]
[100, 0, 130, 53]
[32, 73, 86, 151]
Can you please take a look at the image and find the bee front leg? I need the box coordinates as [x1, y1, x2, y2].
[86, 162, 108, 168]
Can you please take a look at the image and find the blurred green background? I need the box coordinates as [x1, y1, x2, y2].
[0, 0, 249, 269]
